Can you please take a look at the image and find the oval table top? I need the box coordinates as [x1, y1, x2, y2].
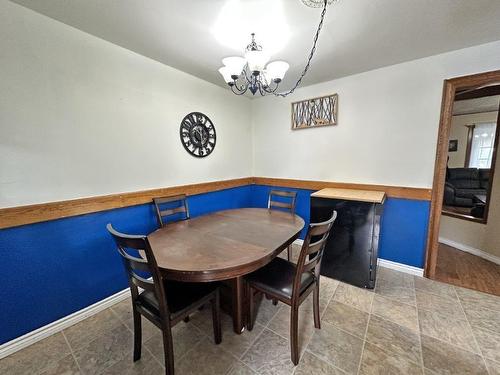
[147, 208, 305, 282]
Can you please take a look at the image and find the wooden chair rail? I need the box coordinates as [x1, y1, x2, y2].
[0, 176, 431, 229]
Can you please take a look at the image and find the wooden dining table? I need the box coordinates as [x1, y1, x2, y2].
[147, 207, 305, 333]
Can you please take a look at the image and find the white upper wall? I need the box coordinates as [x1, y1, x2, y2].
[251, 40, 500, 188]
[0, 1, 252, 208]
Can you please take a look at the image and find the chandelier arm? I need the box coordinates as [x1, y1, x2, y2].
[274, 0, 328, 97]
[231, 83, 248, 95]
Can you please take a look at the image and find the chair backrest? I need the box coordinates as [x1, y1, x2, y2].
[268, 190, 297, 214]
[106, 224, 169, 317]
[292, 211, 337, 299]
[153, 194, 190, 228]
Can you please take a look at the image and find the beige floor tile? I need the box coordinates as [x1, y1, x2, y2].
[143, 322, 202, 363]
[39, 354, 80, 375]
[377, 267, 415, 289]
[333, 283, 374, 313]
[371, 294, 418, 332]
[267, 305, 315, 356]
[295, 351, 346, 374]
[175, 337, 235, 375]
[64, 308, 124, 350]
[415, 290, 466, 320]
[100, 350, 164, 375]
[375, 283, 416, 306]
[307, 322, 363, 374]
[193, 308, 265, 358]
[227, 361, 257, 375]
[473, 327, 500, 363]
[241, 329, 296, 375]
[462, 303, 500, 336]
[322, 301, 369, 338]
[73, 324, 133, 374]
[414, 276, 458, 300]
[365, 315, 421, 365]
[421, 334, 488, 375]
[359, 341, 422, 375]
[0, 332, 71, 375]
[254, 295, 282, 326]
[418, 308, 479, 353]
[111, 299, 159, 342]
[485, 359, 500, 375]
[455, 287, 500, 312]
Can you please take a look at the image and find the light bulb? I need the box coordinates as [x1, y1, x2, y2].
[245, 50, 270, 73]
[266, 61, 289, 81]
[218, 66, 234, 83]
[222, 56, 246, 78]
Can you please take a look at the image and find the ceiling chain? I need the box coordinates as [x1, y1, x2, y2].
[275, 0, 329, 97]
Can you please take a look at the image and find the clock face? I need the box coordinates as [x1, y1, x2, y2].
[179, 112, 216, 158]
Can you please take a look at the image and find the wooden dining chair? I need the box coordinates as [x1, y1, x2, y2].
[153, 195, 190, 228]
[268, 189, 298, 261]
[245, 211, 337, 365]
[107, 224, 221, 375]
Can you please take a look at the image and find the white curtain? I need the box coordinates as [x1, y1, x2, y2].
[469, 122, 496, 168]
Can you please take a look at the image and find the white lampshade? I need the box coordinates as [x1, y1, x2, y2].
[218, 66, 234, 83]
[245, 50, 270, 72]
[266, 60, 289, 80]
[222, 56, 246, 77]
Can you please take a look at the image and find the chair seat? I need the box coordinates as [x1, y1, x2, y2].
[137, 280, 216, 319]
[246, 257, 315, 300]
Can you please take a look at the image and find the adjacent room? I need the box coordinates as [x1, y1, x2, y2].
[1, 1, 500, 374]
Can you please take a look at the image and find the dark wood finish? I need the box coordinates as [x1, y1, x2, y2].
[483, 105, 500, 224]
[106, 224, 221, 375]
[311, 196, 383, 289]
[0, 177, 430, 229]
[268, 189, 297, 261]
[441, 209, 483, 224]
[464, 124, 475, 167]
[0, 177, 252, 229]
[153, 195, 190, 227]
[246, 212, 337, 365]
[425, 69, 500, 278]
[147, 208, 305, 333]
[455, 85, 500, 101]
[435, 243, 500, 297]
[254, 177, 431, 201]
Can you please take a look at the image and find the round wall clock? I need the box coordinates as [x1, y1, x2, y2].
[179, 112, 216, 158]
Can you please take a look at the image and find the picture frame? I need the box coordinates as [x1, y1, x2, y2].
[291, 93, 338, 130]
[448, 139, 458, 152]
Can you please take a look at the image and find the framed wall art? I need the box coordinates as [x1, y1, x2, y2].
[291, 93, 338, 130]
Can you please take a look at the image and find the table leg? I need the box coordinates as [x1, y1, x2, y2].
[232, 277, 245, 334]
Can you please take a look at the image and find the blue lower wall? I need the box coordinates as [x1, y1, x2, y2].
[0, 183, 429, 344]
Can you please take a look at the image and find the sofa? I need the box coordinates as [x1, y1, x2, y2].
[443, 168, 490, 207]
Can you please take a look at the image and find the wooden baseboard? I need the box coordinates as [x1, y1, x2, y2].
[0, 176, 431, 229]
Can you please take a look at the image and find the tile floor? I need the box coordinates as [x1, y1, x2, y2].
[1, 265, 500, 374]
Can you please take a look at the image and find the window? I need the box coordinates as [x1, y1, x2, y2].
[468, 122, 496, 168]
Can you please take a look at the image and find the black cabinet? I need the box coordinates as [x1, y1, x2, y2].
[311, 189, 385, 289]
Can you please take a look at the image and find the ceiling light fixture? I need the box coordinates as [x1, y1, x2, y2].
[218, 0, 336, 97]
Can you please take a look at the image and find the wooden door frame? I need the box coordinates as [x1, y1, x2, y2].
[424, 69, 500, 278]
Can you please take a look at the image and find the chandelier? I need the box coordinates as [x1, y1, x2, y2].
[218, 0, 336, 97]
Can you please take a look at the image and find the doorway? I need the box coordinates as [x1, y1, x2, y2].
[425, 69, 500, 296]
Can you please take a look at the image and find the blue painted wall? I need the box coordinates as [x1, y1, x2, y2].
[0, 186, 252, 344]
[0, 183, 429, 344]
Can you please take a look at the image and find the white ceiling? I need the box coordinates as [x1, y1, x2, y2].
[453, 95, 500, 116]
[10, 0, 500, 96]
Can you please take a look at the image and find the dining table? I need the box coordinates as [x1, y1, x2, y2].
[147, 207, 305, 333]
